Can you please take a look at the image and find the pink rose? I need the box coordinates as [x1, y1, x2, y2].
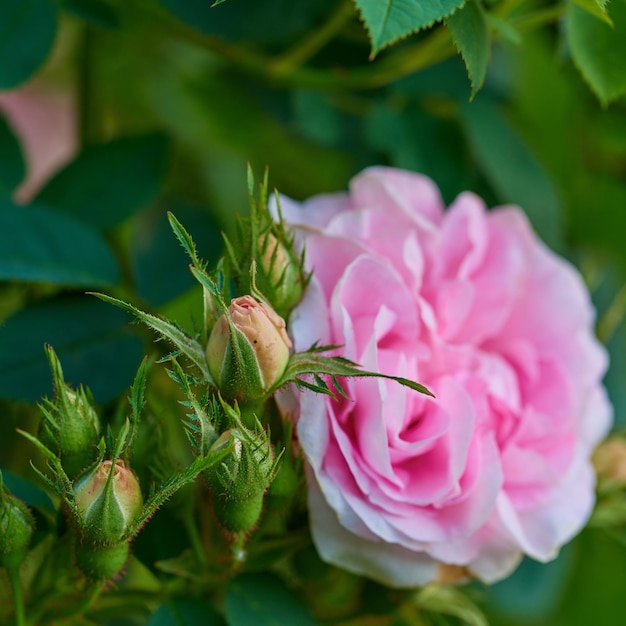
[274, 167, 612, 586]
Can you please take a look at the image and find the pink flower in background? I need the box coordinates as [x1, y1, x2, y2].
[0, 85, 76, 202]
[275, 167, 612, 587]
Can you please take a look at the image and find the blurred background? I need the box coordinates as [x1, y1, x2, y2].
[1, 0, 626, 623]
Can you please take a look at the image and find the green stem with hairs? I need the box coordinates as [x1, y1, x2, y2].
[8, 567, 25, 626]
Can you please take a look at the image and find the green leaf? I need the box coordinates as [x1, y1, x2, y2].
[59, 0, 120, 29]
[132, 203, 222, 307]
[226, 573, 316, 626]
[0, 295, 143, 403]
[567, 0, 626, 104]
[0, 199, 120, 286]
[149, 599, 226, 626]
[445, 0, 490, 98]
[35, 134, 169, 230]
[570, 0, 613, 26]
[0, 113, 25, 192]
[459, 99, 563, 251]
[353, 0, 466, 55]
[273, 348, 434, 399]
[0, 0, 57, 89]
[416, 584, 488, 626]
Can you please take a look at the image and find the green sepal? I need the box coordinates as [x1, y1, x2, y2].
[270, 344, 434, 400]
[91, 292, 213, 384]
[0, 472, 35, 570]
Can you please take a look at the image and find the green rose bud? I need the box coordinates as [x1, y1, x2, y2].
[206, 296, 292, 402]
[0, 477, 35, 570]
[73, 459, 143, 544]
[38, 346, 101, 478]
[74, 540, 130, 581]
[258, 232, 304, 317]
[206, 428, 276, 533]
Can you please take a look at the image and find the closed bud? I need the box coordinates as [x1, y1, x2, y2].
[38, 346, 100, 478]
[0, 477, 35, 570]
[73, 459, 143, 544]
[206, 296, 292, 402]
[258, 232, 304, 317]
[206, 428, 276, 533]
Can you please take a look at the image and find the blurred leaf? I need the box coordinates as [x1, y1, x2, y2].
[459, 98, 563, 250]
[35, 134, 169, 231]
[59, 0, 120, 29]
[0, 113, 25, 192]
[365, 101, 472, 203]
[416, 584, 488, 626]
[484, 548, 574, 622]
[445, 0, 490, 98]
[567, 0, 626, 104]
[292, 91, 342, 147]
[159, 0, 328, 46]
[149, 71, 352, 199]
[0, 199, 120, 286]
[1, 469, 55, 510]
[0, 0, 57, 89]
[149, 599, 226, 626]
[0, 296, 143, 403]
[354, 0, 466, 55]
[226, 573, 316, 626]
[132, 202, 223, 307]
[570, 0, 613, 26]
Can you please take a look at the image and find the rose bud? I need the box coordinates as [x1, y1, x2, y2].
[206, 295, 292, 402]
[258, 232, 304, 317]
[73, 459, 143, 544]
[38, 346, 100, 478]
[0, 475, 35, 570]
[206, 429, 276, 533]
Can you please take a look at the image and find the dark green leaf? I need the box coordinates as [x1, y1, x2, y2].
[0, 296, 143, 403]
[35, 134, 169, 230]
[0, 199, 119, 286]
[132, 203, 222, 307]
[59, 0, 120, 29]
[445, 0, 490, 98]
[0, 469, 55, 510]
[0, 113, 25, 192]
[93, 293, 212, 383]
[149, 599, 226, 626]
[0, 0, 57, 89]
[226, 573, 316, 626]
[567, 0, 626, 104]
[354, 0, 466, 55]
[459, 99, 563, 251]
[159, 0, 328, 46]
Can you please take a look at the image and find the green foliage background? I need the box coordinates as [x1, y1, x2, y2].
[1, 0, 626, 624]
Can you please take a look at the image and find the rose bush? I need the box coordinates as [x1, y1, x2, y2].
[274, 167, 612, 587]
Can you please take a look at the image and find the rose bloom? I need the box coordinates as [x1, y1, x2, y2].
[274, 167, 612, 586]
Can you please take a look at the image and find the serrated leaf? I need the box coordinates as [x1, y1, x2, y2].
[445, 0, 490, 98]
[35, 134, 169, 230]
[0, 200, 120, 286]
[354, 0, 467, 55]
[274, 350, 433, 399]
[570, 0, 613, 26]
[0, 0, 57, 89]
[566, 0, 626, 104]
[92, 293, 213, 384]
